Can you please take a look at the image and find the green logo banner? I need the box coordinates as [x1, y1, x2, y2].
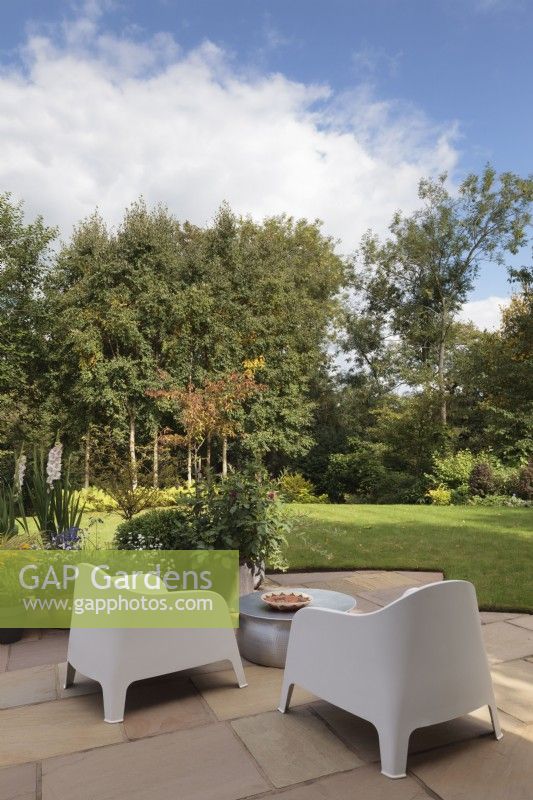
[0, 550, 239, 628]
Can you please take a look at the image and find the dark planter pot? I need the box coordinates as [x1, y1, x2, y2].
[0, 628, 23, 645]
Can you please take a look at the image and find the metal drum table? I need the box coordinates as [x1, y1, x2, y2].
[238, 588, 356, 668]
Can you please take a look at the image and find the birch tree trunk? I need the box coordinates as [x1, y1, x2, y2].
[84, 427, 91, 490]
[129, 411, 138, 490]
[222, 436, 228, 478]
[153, 428, 159, 489]
[187, 443, 193, 487]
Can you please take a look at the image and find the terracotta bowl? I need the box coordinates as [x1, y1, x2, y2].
[260, 589, 312, 612]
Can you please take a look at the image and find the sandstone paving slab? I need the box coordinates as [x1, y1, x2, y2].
[294, 578, 359, 598]
[264, 765, 432, 799]
[410, 722, 533, 800]
[191, 665, 315, 720]
[185, 656, 255, 676]
[56, 662, 100, 699]
[0, 664, 57, 709]
[268, 572, 358, 586]
[508, 614, 533, 631]
[123, 675, 215, 739]
[41, 722, 269, 800]
[479, 611, 522, 624]
[0, 762, 37, 800]
[343, 572, 420, 592]
[20, 631, 41, 642]
[7, 637, 68, 672]
[482, 621, 533, 664]
[313, 702, 495, 763]
[0, 645, 9, 673]
[348, 595, 383, 614]
[0, 694, 124, 767]
[396, 571, 443, 585]
[491, 658, 533, 723]
[355, 585, 412, 607]
[231, 708, 362, 788]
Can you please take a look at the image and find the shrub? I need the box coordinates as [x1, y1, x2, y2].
[114, 470, 292, 570]
[75, 487, 118, 512]
[450, 484, 470, 505]
[467, 494, 530, 507]
[277, 472, 328, 504]
[325, 440, 388, 502]
[114, 508, 203, 550]
[191, 469, 290, 570]
[426, 485, 452, 505]
[469, 462, 496, 497]
[427, 450, 476, 489]
[77, 484, 195, 513]
[515, 458, 533, 500]
[374, 472, 426, 504]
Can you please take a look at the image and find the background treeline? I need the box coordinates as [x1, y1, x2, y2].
[1, 165, 532, 504]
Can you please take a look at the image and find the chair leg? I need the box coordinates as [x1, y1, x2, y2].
[102, 682, 128, 724]
[378, 727, 410, 779]
[277, 679, 294, 713]
[489, 703, 503, 740]
[230, 655, 248, 688]
[64, 661, 76, 690]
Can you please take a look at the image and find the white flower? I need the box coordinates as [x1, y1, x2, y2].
[14, 454, 27, 492]
[46, 443, 63, 488]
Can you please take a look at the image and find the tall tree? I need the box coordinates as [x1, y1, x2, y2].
[47, 201, 190, 483]
[348, 167, 532, 424]
[0, 193, 56, 458]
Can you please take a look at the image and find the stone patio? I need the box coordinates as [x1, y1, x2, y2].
[0, 569, 532, 799]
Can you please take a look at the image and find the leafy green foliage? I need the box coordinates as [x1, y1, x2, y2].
[115, 470, 292, 570]
[426, 485, 452, 505]
[516, 459, 533, 500]
[114, 508, 200, 550]
[190, 470, 291, 569]
[428, 450, 476, 489]
[0, 194, 57, 450]
[0, 482, 19, 537]
[277, 471, 327, 503]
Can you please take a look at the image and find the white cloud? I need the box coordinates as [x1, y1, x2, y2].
[0, 7, 459, 251]
[352, 44, 403, 78]
[458, 296, 509, 330]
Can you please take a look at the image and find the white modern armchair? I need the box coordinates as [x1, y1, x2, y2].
[65, 565, 247, 723]
[278, 580, 501, 779]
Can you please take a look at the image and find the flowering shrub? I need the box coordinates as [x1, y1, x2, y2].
[467, 494, 530, 507]
[194, 470, 290, 570]
[115, 470, 292, 571]
[114, 507, 202, 550]
[426, 485, 452, 505]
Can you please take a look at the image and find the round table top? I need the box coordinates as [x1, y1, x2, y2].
[239, 587, 356, 621]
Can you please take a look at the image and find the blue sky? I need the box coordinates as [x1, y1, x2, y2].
[0, 0, 531, 321]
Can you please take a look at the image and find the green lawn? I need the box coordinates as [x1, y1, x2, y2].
[285, 504, 533, 612]
[78, 504, 533, 612]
